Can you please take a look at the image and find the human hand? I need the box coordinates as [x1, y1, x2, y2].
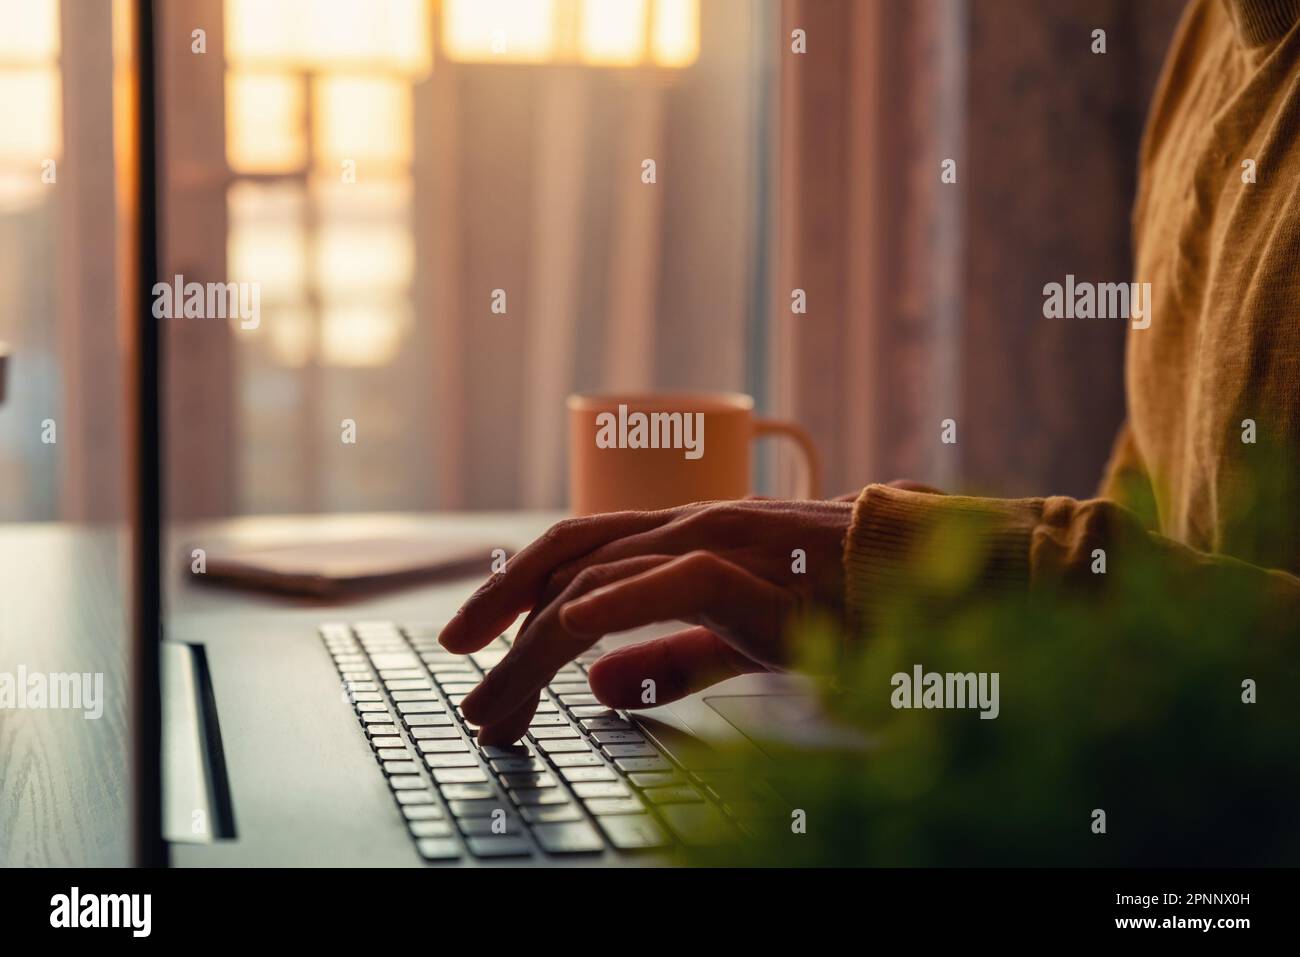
[441, 498, 855, 745]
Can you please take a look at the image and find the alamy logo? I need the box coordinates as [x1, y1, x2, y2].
[0, 666, 104, 719]
[595, 404, 705, 460]
[152, 273, 260, 329]
[890, 664, 1000, 719]
[1042, 274, 1151, 330]
[50, 887, 151, 937]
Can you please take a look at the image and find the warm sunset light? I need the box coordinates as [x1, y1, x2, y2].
[224, 0, 430, 75]
[579, 0, 647, 66]
[442, 0, 699, 67]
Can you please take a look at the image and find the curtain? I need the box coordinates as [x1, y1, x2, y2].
[772, 0, 1186, 500]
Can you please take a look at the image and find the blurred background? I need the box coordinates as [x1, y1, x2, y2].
[0, 0, 1185, 523]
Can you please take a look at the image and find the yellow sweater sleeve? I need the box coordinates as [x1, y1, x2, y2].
[842, 483, 1300, 643]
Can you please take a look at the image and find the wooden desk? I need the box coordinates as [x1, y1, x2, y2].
[0, 513, 555, 866]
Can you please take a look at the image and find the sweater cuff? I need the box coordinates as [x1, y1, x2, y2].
[842, 484, 1044, 644]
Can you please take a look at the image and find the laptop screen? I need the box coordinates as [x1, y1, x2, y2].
[121, 0, 166, 867]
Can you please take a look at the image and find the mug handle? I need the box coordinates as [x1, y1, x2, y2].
[752, 417, 822, 499]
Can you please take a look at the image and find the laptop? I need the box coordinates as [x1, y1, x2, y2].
[119, 2, 849, 869]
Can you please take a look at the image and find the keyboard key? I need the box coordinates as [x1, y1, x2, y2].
[591, 731, 646, 745]
[364, 723, 400, 738]
[537, 739, 593, 754]
[423, 753, 478, 769]
[643, 785, 704, 805]
[490, 757, 547, 774]
[584, 797, 645, 816]
[614, 756, 672, 773]
[350, 691, 383, 703]
[447, 799, 501, 818]
[629, 771, 680, 788]
[411, 726, 461, 740]
[572, 781, 631, 800]
[409, 820, 454, 838]
[558, 766, 617, 784]
[416, 838, 461, 861]
[533, 821, 604, 855]
[369, 653, 421, 670]
[398, 701, 445, 714]
[362, 712, 397, 725]
[548, 682, 591, 695]
[466, 836, 531, 859]
[558, 693, 600, 706]
[355, 702, 389, 713]
[458, 815, 523, 837]
[549, 752, 605, 768]
[528, 714, 568, 727]
[500, 772, 557, 789]
[378, 668, 426, 680]
[391, 690, 442, 702]
[529, 726, 580, 740]
[389, 775, 428, 790]
[408, 719, 456, 733]
[345, 680, 378, 691]
[418, 739, 471, 754]
[659, 802, 735, 847]
[581, 717, 632, 732]
[386, 679, 434, 692]
[599, 814, 670, 850]
[440, 784, 498, 801]
[478, 744, 532, 759]
[520, 804, 583, 825]
[394, 789, 437, 805]
[432, 768, 488, 785]
[438, 682, 479, 695]
[402, 804, 445, 820]
[428, 663, 475, 675]
[404, 713, 451, 727]
[510, 788, 569, 806]
[370, 735, 405, 750]
[376, 748, 413, 761]
[602, 743, 660, 759]
[569, 706, 618, 719]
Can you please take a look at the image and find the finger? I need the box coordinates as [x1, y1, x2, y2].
[473, 694, 540, 748]
[586, 626, 767, 709]
[459, 554, 676, 726]
[560, 551, 796, 669]
[440, 510, 679, 653]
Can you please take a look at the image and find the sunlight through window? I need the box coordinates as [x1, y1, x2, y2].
[222, 0, 422, 369]
[442, 0, 699, 67]
[579, 0, 647, 66]
[224, 0, 430, 76]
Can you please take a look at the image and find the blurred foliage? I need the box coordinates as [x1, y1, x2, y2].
[680, 452, 1300, 866]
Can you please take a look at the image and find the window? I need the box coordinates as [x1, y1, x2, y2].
[0, 0, 61, 518]
[442, 0, 699, 67]
[222, 0, 429, 511]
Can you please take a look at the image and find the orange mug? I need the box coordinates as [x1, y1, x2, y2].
[567, 391, 822, 515]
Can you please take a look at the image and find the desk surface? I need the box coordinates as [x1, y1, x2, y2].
[0, 512, 556, 867]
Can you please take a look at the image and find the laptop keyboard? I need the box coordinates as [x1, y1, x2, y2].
[320, 621, 773, 862]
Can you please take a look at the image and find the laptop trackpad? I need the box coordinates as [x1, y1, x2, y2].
[704, 693, 872, 758]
